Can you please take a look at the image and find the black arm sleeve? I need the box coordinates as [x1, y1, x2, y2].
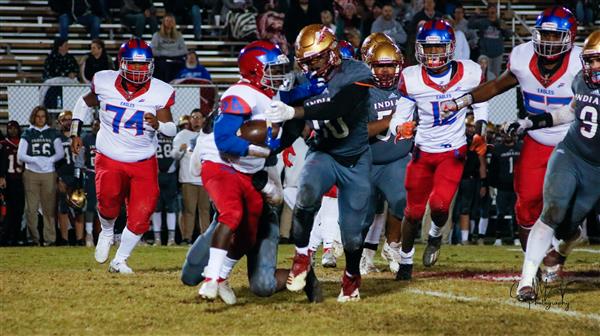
[302, 82, 370, 120]
[274, 119, 306, 155]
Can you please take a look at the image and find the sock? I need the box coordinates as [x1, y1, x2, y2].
[168, 230, 175, 241]
[470, 220, 476, 234]
[98, 213, 116, 238]
[461, 230, 469, 243]
[518, 219, 554, 289]
[154, 231, 161, 242]
[204, 247, 228, 280]
[363, 242, 378, 251]
[219, 256, 238, 280]
[365, 213, 385, 245]
[85, 222, 93, 235]
[166, 213, 176, 231]
[478, 218, 488, 237]
[429, 223, 443, 238]
[113, 227, 142, 263]
[345, 248, 362, 275]
[152, 212, 162, 233]
[295, 246, 309, 255]
[399, 247, 415, 265]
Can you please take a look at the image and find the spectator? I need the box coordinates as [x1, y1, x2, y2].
[121, 0, 159, 38]
[222, 0, 258, 41]
[575, 0, 595, 27]
[344, 27, 362, 51]
[82, 119, 100, 247]
[468, 4, 511, 79]
[255, 0, 289, 13]
[444, 15, 469, 60]
[153, 131, 178, 246]
[257, 10, 290, 54]
[407, 0, 443, 65]
[171, 109, 211, 244]
[334, 0, 361, 40]
[284, 0, 323, 47]
[152, 14, 188, 83]
[359, 0, 381, 38]
[392, 0, 414, 26]
[176, 51, 212, 81]
[80, 39, 114, 83]
[371, 4, 407, 47]
[477, 54, 494, 81]
[164, 0, 211, 40]
[320, 9, 336, 32]
[49, 0, 100, 40]
[42, 38, 79, 82]
[17, 106, 64, 246]
[0, 121, 25, 246]
[453, 4, 477, 52]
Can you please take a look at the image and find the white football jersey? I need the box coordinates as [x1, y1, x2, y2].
[92, 70, 175, 162]
[392, 60, 488, 153]
[508, 42, 582, 146]
[199, 82, 273, 174]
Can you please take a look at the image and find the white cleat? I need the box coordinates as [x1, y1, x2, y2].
[198, 278, 219, 301]
[332, 240, 344, 258]
[321, 248, 337, 268]
[493, 239, 503, 246]
[108, 259, 133, 274]
[167, 239, 176, 246]
[95, 234, 113, 263]
[218, 279, 237, 305]
[359, 249, 379, 275]
[381, 241, 401, 274]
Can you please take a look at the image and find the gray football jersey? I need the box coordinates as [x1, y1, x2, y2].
[367, 85, 413, 164]
[562, 72, 600, 166]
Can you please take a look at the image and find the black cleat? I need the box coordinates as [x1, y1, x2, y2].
[517, 286, 536, 302]
[423, 235, 442, 267]
[303, 269, 324, 303]
[395, 264, 413, 281]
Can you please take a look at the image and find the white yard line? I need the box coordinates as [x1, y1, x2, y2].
[506, 248, 600, 254]
[407, 289, 600, 323]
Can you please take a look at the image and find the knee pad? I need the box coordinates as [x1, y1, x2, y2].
[296, 184, 320, 209]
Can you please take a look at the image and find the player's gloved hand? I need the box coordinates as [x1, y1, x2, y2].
[265, 101, 295, 123]
[394, 121, 416, 143]
[470, 134, 487, 157]
[503, 118, 533, 137]
[307, 71, 328, 96]
[281, 146, 296, 167]
[265, 125, 281, 151]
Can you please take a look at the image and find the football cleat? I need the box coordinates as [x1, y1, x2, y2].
[381, 241, 401, 273]
[217, 278, 237, 305]
[423, 235, 442, 267]
[541, 249, 567, 283]
[321, 248, 337, 268]
[95, 233, 113, 263]
[199, 278, 219, 301]
[154, 239, 162, 246]
[493, 239, 503, 246]
[304, 269, 324, 303]
[287, 251, 312, 291]
[85, 234, 94, 247]
[516, 286, 536, 302]
[337, 271, 361, 303]
[395, 263, 413, 281]
[359, 248, 379, 275]
[167, 239, 176, 246]
[108, 259, 133, 274]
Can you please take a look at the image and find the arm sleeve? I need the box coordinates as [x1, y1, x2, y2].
[213, 113, 250, 156]
[170, 133, 186, 160]
[51, 138, 65, 163]
[302, 83, 370, 120]
[273, 119, 306, 155]
[17, 139, 35, 164]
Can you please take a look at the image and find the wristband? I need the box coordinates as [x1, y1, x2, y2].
[454, 93, 473, 110]
[70, 119, 82, 137]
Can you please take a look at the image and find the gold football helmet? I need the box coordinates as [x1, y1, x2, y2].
[67, 188, 86, 210]
[365, 42, 403, 88]
[360, 32, 393, 60]
[295, 24, 339, 77]
[581, 30, 600, 88]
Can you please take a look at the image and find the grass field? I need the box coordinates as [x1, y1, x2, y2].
[1, 244, 599, 335]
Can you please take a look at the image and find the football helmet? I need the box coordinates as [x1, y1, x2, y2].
[532, 6, 577, 59]
[117, 38, 154, 84]
[295, 24, 339, 78]
[360, 32, 394, 60]
[365, 42, 403, 89]
[338, 40, 355, 60]
[239, 40, 293, 92]
[581, 30, 600, 88]
[416, 20, 455, 69]
[67, 188, 86, 210]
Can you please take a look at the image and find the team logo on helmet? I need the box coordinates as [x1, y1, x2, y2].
[118, 38, 154, 84]
[532, 6, 577, 59]
[415, 20, 455, 70]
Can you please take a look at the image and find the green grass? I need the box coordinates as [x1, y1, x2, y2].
[1, 244, 599, 335]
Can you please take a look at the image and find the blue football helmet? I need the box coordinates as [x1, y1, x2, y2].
[532, 6, 577, 59]
[416, 20, 455, 69]
[117, 38, 154, 84]
[337, 40, 355, 60]
[238, 40, 293, 92]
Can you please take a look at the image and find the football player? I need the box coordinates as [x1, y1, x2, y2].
[70, 38, 177, 273]
[153, 130, 177, 246]
[82, 119, 100, 247]
[388, 20, 489, 280]
[358, 41, 414, 275]
[516, 30, 600, 301]
[439, 7, 581, 252]
[265, 24, 374, 302]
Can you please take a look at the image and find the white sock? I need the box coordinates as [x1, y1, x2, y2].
[166, 213, 176, 231]
[469, 220, 476, 234]
[114, 227, 142, 263]
[518, 219, 554, 289]
[478, 218, 488, 236]
[204, 248, 227, 280]
[461, 230, 469, 243]
[168, 230, 175, 241]
[98, 213, 115, 238]
[219, 256, 238, 280]
[365, 213, 385, 245]
[152, 212, 162, 233]
[308, 217, 323, 252]
[429, 223, 443, 238]
[295, 246, 309, 255]
[400, 247, 415, 265]
[85, 222, 93, 235]
[154, 231, 161, 241]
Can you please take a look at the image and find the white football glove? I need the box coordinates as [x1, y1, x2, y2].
[265, 101, 295, 123]
[503, 118, 533, 136]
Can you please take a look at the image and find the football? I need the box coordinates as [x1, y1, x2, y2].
[237, 120, 280, 145]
